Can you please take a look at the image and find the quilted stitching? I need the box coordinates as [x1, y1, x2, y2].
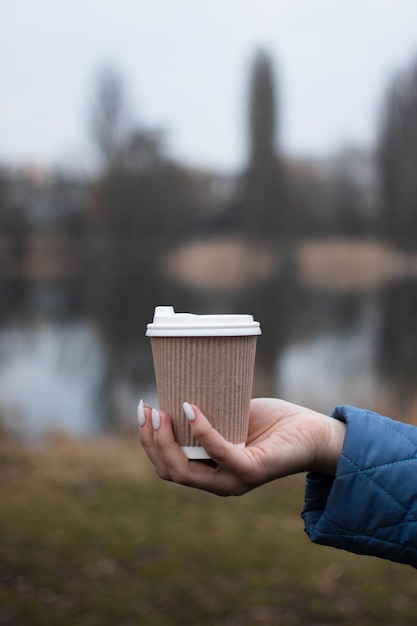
[302, 405, 417, 567]
[337, 455, 417, 527]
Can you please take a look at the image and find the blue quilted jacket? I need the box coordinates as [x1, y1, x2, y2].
[302, 405, 417, 568]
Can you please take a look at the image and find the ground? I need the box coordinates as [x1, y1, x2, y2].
[1, 428, 417, 625]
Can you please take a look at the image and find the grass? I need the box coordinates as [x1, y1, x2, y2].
[1, 429, 417, 625]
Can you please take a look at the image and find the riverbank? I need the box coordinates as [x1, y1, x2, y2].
[1, 427, 416, 625]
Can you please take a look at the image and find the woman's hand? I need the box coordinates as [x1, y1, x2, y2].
[138, 398, 346, 497]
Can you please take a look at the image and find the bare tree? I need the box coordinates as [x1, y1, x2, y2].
[90, 64, 131, 168]
[378, 57, 417, 247]
[239, 50, 287, 241]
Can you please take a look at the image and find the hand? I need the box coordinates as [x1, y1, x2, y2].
[138, 398, 346, 497]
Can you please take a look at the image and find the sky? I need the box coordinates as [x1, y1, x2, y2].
[1, 0, 417, 174]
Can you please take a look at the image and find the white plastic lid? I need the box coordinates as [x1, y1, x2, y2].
[146, 306, 261, 337]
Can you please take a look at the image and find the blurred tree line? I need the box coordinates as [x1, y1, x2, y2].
[1, 50, 417, 396]
[378, 57, 417, 247]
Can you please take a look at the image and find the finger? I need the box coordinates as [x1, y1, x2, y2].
[138, 402, 252, 496]
[138, 403, 167, 476]
[138, 401, 215, 486]
[151, 408, 206, 484]
[184, 403, 250, 472]
[148, 407, 242, 495]
[137, 401, 154, 448]
[138, 403, 183, 481]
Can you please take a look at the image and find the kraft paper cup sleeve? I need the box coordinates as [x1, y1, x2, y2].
[147, 307, 261, 459]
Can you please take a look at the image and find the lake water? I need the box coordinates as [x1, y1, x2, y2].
[279, 311, 378, 414]
[0, 320, 106, 437]
[0, 295, 393, 437]
[1, 272, 417, 437]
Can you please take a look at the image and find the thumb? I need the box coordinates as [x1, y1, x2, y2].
[182, 402, 242, 467]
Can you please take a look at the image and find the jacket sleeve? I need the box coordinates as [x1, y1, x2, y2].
[302, 405, 417, 568]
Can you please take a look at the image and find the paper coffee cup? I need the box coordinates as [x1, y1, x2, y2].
[146, 306, 261, 459]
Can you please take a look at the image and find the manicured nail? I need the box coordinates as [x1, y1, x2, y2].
[151, 408, 161, 431]
[183, 402, 196, 422]
[137, 399, 146, 427]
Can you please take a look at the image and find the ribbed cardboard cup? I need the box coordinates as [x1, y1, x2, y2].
[146, 307, 261, 459]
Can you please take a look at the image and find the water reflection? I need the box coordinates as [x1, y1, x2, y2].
[377, 279, 417, 419]
[278, 309, 378, 415]
[1, 273, 417, 437]
[0, 321, 106, 437]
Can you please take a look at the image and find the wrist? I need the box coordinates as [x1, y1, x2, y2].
[311, 413, 346, 476]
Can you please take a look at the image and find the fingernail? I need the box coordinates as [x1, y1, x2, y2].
[151, 408, 161, 431]
[137, 399, 146, 427]
[183, 402, 196, 422]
